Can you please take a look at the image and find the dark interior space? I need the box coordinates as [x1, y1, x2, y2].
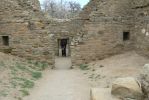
[123, 32, 130, 41]
[60, 39, 68, 57]
[2, 36, 9, 46]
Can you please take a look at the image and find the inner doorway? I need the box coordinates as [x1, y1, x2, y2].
[58, 38, 69, 57]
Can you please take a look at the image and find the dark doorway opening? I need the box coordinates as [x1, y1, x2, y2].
[123, 32, 130, 41]
[2, 36, 9, 46]
[60, 39, 68, 57]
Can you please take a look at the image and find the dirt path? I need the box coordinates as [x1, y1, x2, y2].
[23, 58, 91, 100]
[23, 52, 148, 100]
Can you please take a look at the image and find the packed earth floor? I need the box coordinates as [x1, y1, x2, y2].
[23, 51, 148, 100]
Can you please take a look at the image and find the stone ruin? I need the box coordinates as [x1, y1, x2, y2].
[0, 0, 54, 64]
[0, 0, 149, 65]
[0, 0, 149, 99]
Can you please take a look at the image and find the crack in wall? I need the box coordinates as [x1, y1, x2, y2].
[132, 3, 149, 9]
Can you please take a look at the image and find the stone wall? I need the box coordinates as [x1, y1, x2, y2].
[0, 0, 149, 66]
[46, 19, 85, 58]
[132, 0, 149, 57]
[71, 0, 149, 65]
[40, 0, 149, 65]
[71, 0, 136, 65]
[71, 23, 134, 64]
[0, 0, 54, 65]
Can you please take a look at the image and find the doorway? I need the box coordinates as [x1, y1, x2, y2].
[58, 38, 69, 57]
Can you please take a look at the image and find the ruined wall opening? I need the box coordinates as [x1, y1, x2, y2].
[2, 36, 9, 46]
[58, 38, 70, 57]
[123, 32, 130, 41]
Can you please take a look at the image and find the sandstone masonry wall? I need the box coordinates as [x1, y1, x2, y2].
[133, 0, 149, 57]
[71, 0, 136, 65]
[0, 0, 149, 66]
[0, 0, 54, 65]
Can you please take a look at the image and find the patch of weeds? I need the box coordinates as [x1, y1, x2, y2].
[32, 72, 42, 79]
[10, 80, 17, 88]
[27, 60, 32, 64]
[20, 89, 29, 97]
[27, 60, 49, 71]
[79, 64, 89, 70]
[0, 90, 8, 97]
[35, 62, 42, 68]
[41, 62, 49, 70]
[11, 67, 18, 76]
[15, 63, 27, 71]
[13, 77, 34, 89]
[35, 61, 48, 70]
[15, 63, 35, 74]
[21, 80, 34, 88]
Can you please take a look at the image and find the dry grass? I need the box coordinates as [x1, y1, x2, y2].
[0, 52, 49, 100]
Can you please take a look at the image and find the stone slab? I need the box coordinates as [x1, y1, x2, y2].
[90, 88, 120, 100]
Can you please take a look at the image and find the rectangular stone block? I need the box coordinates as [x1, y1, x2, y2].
[90, 88, 120, 100]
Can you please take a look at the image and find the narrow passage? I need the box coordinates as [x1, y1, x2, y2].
[24, 58, 91, 100]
